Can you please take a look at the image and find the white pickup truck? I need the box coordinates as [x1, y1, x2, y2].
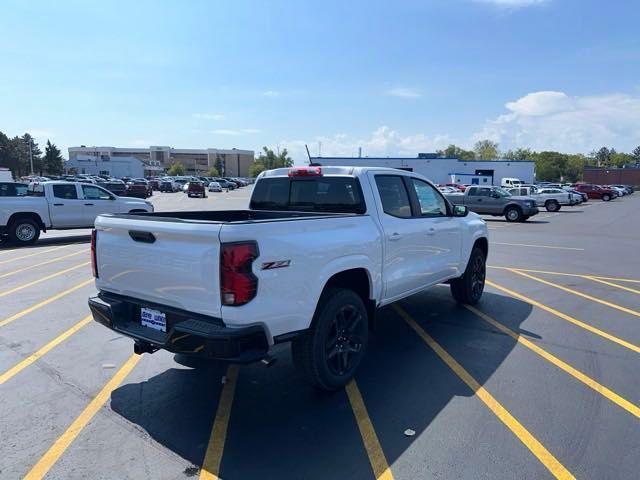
[89, 166, 488, 390]
[0, 181, 153, 245]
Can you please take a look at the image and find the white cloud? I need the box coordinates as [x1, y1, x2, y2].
[192, 113, 225, 120]
[386, 87, 422, 98]
[474, 91, 640, 152]
[505, 91, 572, 116]
[212, 128, 261, 136]
[263, 90, 280, 97]
[278, 126, 452, 163]
[473, 0, 547, 8]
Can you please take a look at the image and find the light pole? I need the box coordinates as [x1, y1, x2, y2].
[27, 139, 34, 176]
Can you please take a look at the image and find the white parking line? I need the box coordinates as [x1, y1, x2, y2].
[492, 242, 584, 251]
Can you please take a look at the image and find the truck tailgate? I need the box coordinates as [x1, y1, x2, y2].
[94, 215, 223, 318]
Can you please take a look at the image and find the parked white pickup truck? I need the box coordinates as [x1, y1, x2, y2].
[89, 166, 488, 389]
[0, 181, 153, 245]
[507, 185, 579, 211]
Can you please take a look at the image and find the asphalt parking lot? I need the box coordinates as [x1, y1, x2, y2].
[1, 190, 638, 479]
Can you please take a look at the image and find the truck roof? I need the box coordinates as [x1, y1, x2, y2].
[260, 166, 413, 178]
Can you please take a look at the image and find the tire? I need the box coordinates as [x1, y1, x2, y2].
[504, 206, 522, 222]
[450, 246, 486, 305]
[545, 200, 560, 212]
[9, 218, 40, 245]
[602, 194, 611, 201]
[292, 288, 368, 391]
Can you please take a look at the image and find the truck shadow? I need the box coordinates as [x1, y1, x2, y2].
[111, 289, 533, 479]
[0, 235, 90, 249]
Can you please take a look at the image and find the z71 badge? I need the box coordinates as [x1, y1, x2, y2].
[261, 260, 291, 270]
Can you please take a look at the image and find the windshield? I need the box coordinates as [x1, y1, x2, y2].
[494, 187, 512, 197]
[250, 177, 365, 213]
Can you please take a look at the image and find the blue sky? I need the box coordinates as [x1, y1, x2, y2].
[1, 0, 639, 163]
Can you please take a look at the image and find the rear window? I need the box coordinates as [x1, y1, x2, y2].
[250, 177, 365, 213]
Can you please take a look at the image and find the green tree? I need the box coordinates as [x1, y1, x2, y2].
[609, 152, 634, 168]
[255, 147, 293, 169]
[632, 146, 640, 161]
[206, 167, 220, 177]
[565, 154, 586, 182]
[248, 162, 266, 177]
[167, 162, 185, 176]
[43, 140, 64, 175]
[473, 139, 499, 160]
[502, 148, 535, 161]
[436, 144, 475, 160]
[21, 133, 43, 175]
[534, 151, 569, 181]
[593, 147, 612, 167]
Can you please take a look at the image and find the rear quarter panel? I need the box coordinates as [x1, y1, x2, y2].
[219, 215, 382, 340]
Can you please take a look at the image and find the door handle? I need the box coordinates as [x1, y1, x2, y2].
[426, 227, 436, 236]
[53, 203, 64, 206]
[84, 203, 94, 206]
[389, 232, 402, 241]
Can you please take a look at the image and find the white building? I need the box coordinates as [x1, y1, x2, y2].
[311, 154, 535, 186]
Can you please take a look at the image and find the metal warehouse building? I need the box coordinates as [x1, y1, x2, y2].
[311, 154, 535, 186]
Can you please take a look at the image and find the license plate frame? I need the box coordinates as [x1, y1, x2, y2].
[140, 307, 167, 333]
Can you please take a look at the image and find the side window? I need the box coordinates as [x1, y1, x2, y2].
[374, 175, 412, 218]
[52, 184, 78, 200]
[467, 187, 478, 196]
[82, 185, 113, 200]
[0, 184, 12, 196]
[477, 188, 491, 197]
[15, 184, 27, 196]
[410, 179, 447, 216]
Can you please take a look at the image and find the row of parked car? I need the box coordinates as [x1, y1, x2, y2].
[14, 174, 255, 199]
[438, 181, 634, 222]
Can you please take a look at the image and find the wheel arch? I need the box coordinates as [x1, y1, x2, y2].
[8, 212, 45, 231]
[317, 266, 377, 331]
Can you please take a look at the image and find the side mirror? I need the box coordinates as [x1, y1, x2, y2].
[452, 205, 468, 217]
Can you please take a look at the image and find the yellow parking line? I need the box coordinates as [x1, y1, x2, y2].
[0, 244, 75, 265]
[0, 262, 89, 298]
[510, 269, 640, 318]
[0, 250, 85, 279]
[492, 242, 584, 251]
[486, 280, 640, 354]
[346, 380, 394, 480]
[394, 305, 574, 480]
[23, 354, 141, 480]
[200, 365, 239, 480]
[465, 305, 640, 418]
[488, 266, 640, 284]
[0, 316, 92, 385]
[585, 276, 640, 296]
[0, 278, 93, 328]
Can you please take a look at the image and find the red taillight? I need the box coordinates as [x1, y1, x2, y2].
[91, 229, 98, 278]
[288, 166, 322, 177]
[221, 242, 258, 306]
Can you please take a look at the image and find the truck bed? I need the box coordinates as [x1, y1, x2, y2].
[108, 209, 360, 223]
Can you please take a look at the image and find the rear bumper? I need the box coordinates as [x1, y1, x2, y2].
[89, 292, 269, 363]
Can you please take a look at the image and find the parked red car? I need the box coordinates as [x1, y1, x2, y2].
[126, 180, 152, 198]
[444, 183, 467, 191]
[187, 181, 207, 198]
[573, 184, 616, 201]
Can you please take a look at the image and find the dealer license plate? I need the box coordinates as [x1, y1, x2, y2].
[141, 307, 166, 332]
